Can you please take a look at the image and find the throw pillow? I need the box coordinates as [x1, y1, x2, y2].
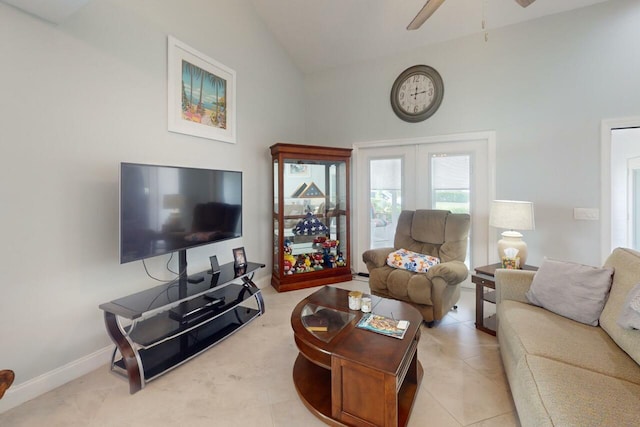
[525, 258, 614, 326]
[386, 248, 440, 273]
[617, 283, 640, 330]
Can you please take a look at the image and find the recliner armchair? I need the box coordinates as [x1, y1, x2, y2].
[362, 209, 470, 325]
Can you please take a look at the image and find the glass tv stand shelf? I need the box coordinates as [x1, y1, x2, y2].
[99, 261, 265, 394]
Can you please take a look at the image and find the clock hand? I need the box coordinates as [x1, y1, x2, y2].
[411, 89, 427, 100]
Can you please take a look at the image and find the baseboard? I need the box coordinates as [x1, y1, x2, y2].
[0, 345, 113, 414]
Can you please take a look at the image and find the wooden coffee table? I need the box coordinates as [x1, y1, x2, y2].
[291, 286, 423, 427]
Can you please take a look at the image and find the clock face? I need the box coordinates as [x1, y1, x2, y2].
[391, 65, 444, 122]
[398, 74, 435, 115]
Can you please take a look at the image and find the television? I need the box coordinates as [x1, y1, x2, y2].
[120, 162, 242, 264]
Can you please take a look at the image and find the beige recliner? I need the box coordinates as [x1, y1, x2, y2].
[362, 210, 470, 325]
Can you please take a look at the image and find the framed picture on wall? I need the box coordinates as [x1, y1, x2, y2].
[167, 35, 236, 143]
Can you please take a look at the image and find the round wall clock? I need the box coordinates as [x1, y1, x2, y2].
[390, 65, 444, 122]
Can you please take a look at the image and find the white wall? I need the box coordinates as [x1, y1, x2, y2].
[0, 0, 305, 411]
[304, 0, 640, 267]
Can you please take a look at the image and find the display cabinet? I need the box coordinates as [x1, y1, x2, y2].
[270, 143, 352, 292]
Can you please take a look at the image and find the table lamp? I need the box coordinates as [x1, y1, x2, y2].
[489, 200, 535, 267]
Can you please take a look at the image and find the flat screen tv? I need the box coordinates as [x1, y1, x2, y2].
[120, 162, 242, 264]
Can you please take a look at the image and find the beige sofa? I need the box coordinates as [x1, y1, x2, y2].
[495, 247, 640, 426]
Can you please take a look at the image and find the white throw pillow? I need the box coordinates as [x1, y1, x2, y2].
[525, 258, 614, 326]
[617, 283, 640, 330]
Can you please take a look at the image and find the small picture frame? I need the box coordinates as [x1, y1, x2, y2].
[233, 247, 247, 267]
[286, 163, 311, 177]
[209, 255, 220, 274]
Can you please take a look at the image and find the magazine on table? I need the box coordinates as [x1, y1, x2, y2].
[356, 313, 409, 339]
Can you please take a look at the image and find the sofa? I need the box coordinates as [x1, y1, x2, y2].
[362, 209, 470, 325]
[495, 247, 640, 426]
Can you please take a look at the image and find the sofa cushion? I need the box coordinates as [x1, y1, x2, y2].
[518, 355, 640, 427]
[617, 283, 640, 330]
[386, 248, 439, 273]
[600, 247, 640, 365]
[497, 300, 640, 384]
[386, 269, 433, 305]
[525, 258, 613, 326]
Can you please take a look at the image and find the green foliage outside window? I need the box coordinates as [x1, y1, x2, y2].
[434, 190, 469, 214]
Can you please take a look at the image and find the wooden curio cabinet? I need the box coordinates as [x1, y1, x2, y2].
[270, 143, 352, 292]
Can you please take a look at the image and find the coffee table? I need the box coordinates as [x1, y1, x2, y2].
[291, 286, 423, 427]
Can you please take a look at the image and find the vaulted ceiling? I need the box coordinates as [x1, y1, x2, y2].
[2, 0, 610, 74]
[249, 0, 610, 74]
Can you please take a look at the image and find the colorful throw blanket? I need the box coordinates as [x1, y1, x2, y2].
[386, 248, 440, 273]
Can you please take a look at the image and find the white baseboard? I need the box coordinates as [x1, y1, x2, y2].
[0, 345, 113, 414]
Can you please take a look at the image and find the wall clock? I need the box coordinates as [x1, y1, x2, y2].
[390, 65, 444, 122]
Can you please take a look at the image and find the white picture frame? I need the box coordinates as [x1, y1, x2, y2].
[167, 35, 236, 143]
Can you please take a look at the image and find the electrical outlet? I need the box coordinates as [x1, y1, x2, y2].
[574, 208, 599, 220]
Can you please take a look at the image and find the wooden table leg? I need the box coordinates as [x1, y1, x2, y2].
[475, 281, 484, 331]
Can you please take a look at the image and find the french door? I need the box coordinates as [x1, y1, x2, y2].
[603, 124, 640, 257]
[628, 156, 640, 250]
[354, 132, 495, 283]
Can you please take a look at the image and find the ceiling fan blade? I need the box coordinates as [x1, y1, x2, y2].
[515, 0, 536, 7]
[407, 0, 447, 31]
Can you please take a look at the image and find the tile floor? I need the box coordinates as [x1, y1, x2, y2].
[0, 278, 519, 426]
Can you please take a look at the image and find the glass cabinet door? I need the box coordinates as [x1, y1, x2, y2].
[273, 159, 280, 275]
[282, 160, 347, 273]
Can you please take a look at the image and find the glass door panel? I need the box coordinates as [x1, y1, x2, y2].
[369, 158, 402, 249]
[628, 156, 640, 250]
[418, 140, 490, 278]
[431, 153, 472, 268]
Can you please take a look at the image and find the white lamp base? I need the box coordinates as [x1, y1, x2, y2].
[497, 230, 528, 268]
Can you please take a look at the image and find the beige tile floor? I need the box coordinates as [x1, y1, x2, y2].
[0, 279, 519, 427]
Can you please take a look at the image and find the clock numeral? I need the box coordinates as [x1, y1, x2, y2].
[399, 92, 404, 100]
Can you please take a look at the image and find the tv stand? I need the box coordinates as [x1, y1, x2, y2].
[99, 261, 265, 394]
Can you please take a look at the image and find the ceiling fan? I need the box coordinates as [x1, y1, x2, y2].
[407, 0, 537, 30]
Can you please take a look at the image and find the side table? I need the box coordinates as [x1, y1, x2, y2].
[472, 263, 538, 336]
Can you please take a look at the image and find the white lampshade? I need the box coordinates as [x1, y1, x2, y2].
[489, 200, 535, 231]
[489, 200, 535, 267]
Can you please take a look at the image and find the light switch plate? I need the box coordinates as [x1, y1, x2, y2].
[574, 208, 599, 220]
